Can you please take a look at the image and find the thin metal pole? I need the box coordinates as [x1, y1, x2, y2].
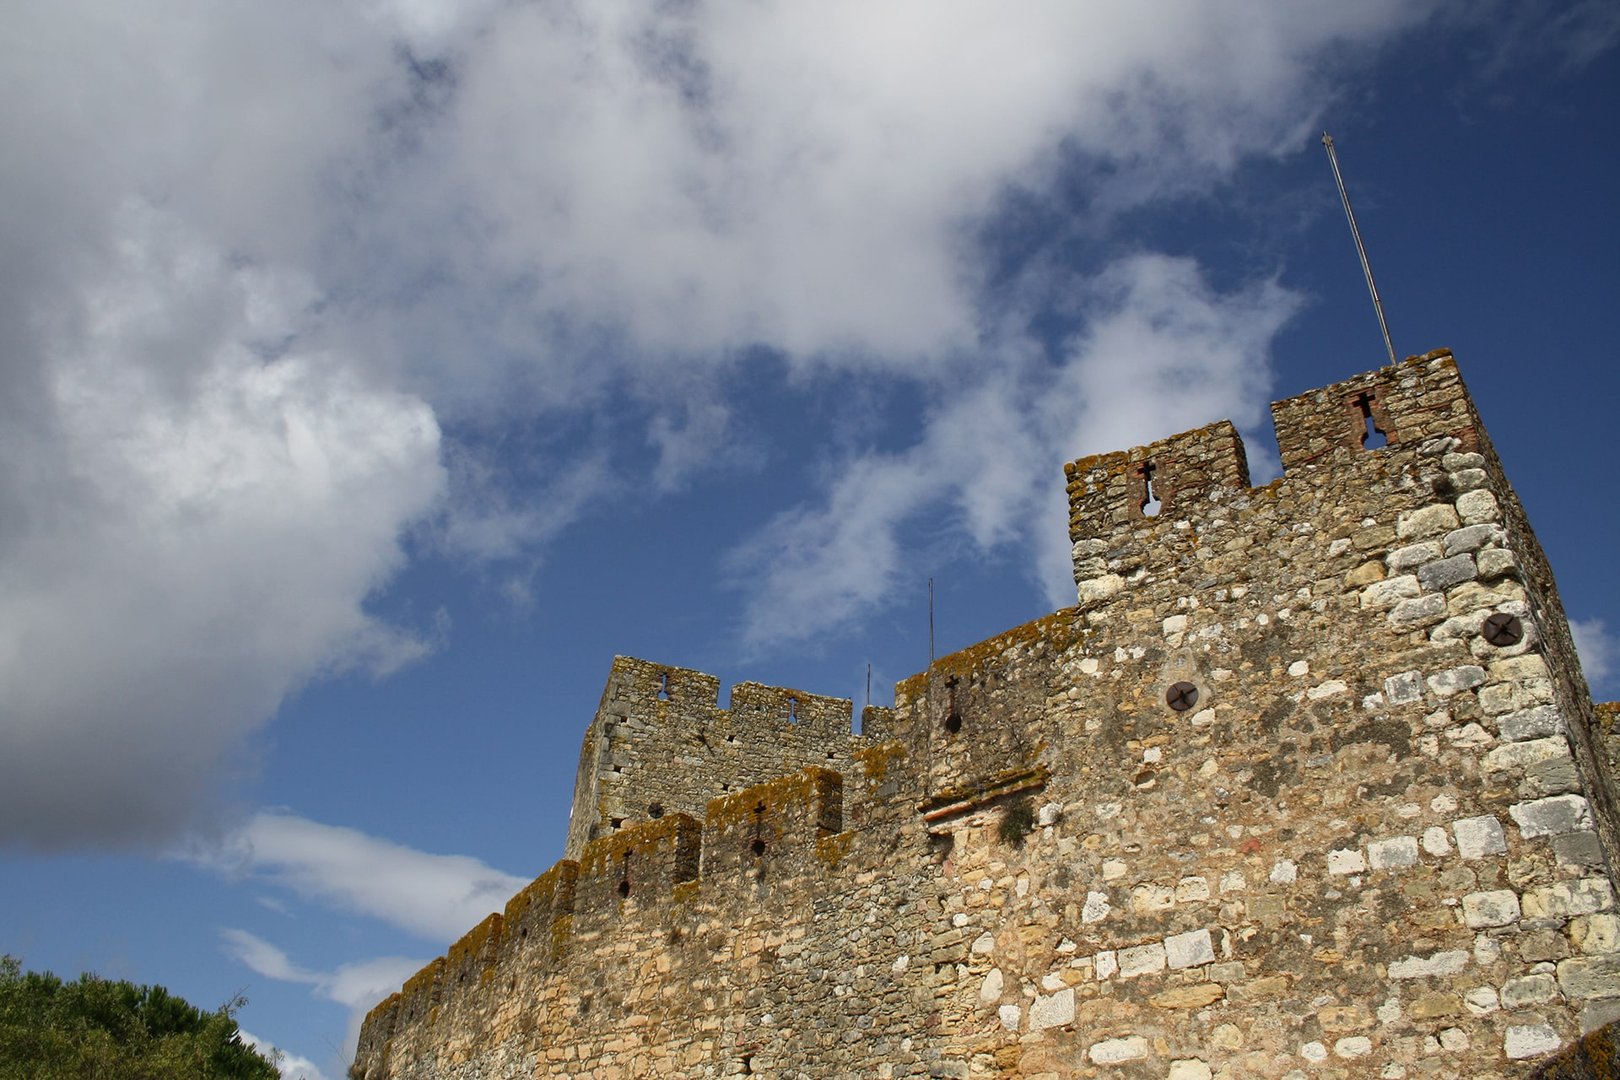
[865, 663, 872, 708]
[928, 578, 935, 666]
[1322, 132, 1397, 366]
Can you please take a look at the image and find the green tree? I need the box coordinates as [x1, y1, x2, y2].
[0, 955, 280, 1080]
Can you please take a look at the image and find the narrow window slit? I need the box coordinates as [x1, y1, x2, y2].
[1354, 392, 1387, 449]
[1139, 460, 1162, 517]
[656, 672, 671, 700]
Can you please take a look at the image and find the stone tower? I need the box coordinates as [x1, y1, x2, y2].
[354, 351, 1619, 1078]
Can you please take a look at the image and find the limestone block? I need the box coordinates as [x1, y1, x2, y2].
[1386, 541, 1442, 571]
[1087, 1036, 1148, 1064]
[1522, 878, 1615, 921]
[1456, 489, 1500, 524]
[1390, 595, 1447, 629]
[1361, 575, 1421, 611]
[1367, 836, 1419, 871]
[1462, 890, 1520, 929]
[1477, 547, 1518, 579]
[1328, 848, 1367, 875]
[1167, 1061, 1212, 1080]
[1119, 942, 1167, 978]
[1509, 794, 1593, 838]
[1452, 815, 1508, 860]
[1418, 554, 1477, 593]
[1444, 524, 1502, 555]
[1427, 665, 1485, 697]
[1481, 736, 1571, 773]
[1498, 706, 1563, 742]
[1165, 929, 1216, 969]
[1389, 950, 1469, 979]
[1501, 973, 1558, 1008]
[1504, 1024, 1561, 1059]
[1556, 954, 1620, 1001]
[1028, 988, 1074, 1030]
[1397, 504, 1460, 540]
[1384, 671, 1424, 705]
[1570, 913, 1620, 955]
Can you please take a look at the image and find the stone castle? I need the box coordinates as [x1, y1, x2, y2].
[352, 352, 1620, 1078]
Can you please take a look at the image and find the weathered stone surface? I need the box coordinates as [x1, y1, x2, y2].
[1088, 1036, 1148, 1064]
[1150, 983, 1224, 1009]
[1453, 814, 1509, 859]
[1462, 889, 1520, 928]
[354, 354, 1620, 1080]
[1512, 794, 1595, 838]
[1505, 1024, 1561, 1060]
[1418, 553, 1478, 592]
[1557, 955, 1620, 1001]
[1028, 988, 1074, 1030]
[1165, 928, 1215, 969]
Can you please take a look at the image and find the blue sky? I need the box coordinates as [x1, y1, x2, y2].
[3, 3, 1618, 1075]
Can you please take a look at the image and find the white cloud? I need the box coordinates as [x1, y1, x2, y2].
[3, 2, 1449, 848]
[197, 812, 527, 941]
[229, 931, 425, 1076]
[240, 1027, 336, 1080]
[1571, 618, 1618, 692]
[0, 203, 445, 851]
[730, 255, 1300, 645]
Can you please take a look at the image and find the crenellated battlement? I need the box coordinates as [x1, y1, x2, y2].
[356, 352, 1620, 1080]
[563, 656, 866, 859]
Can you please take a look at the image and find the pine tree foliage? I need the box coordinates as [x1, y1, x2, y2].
[0, 955, 280, 1080]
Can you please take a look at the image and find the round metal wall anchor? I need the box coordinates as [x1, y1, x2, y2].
[1166, 681, 1199, 712]
[1482, 612, 1524, 647]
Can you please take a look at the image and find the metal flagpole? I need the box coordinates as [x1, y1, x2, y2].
[1322, 132, 1397, 367]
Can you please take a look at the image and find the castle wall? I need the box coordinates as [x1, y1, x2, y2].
[563, 656, 870, 859]
[355, 352, 1620, 1079]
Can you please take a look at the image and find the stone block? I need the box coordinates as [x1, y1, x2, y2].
[1444, 524, 1501, 555]
[1498, 706, 1563, 742]
[1368, 836, 1419, 870]
[1390, 594, 1448, 629]
[1500, 973, 1558, 1008]
[1462, 890, 1520, 928]
[1328, 848, 1367, 875]
[1570, 914, 1620, 955]
[1387, 541, 1442, 571]
[1384, 671, 1424, 705]
[1389, 950, 1469, 979]
[1456, 489, 1500, 524]
[1361, 575, 1421, 611]
[1481, 736, 1570, 773]
[1418, 554, 1477, 592]
[1557, 955, 1620, 1001]
[1150, 983, 1224, 1009]
[1028, 987, 1074, 1030]
[1477, 547, 1518, 579]
[1522, 878, 1616, 921]
[1525, 757, 1580, 797]
[1509, 794, 1593, 838]
[1167, 1061, 1212, 1080]
[1452, 815, 1508, 860]
[1427, 665, 1485, 697]
[1119, 942, 1167, 978]
[1554, 831, 1607, 870]
[1088, 1036, 1148, 1064]
[1166, 929, 1216, 969]
[1504, 1024, 1561, 1060]
[1398, 504, 1461, 540]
